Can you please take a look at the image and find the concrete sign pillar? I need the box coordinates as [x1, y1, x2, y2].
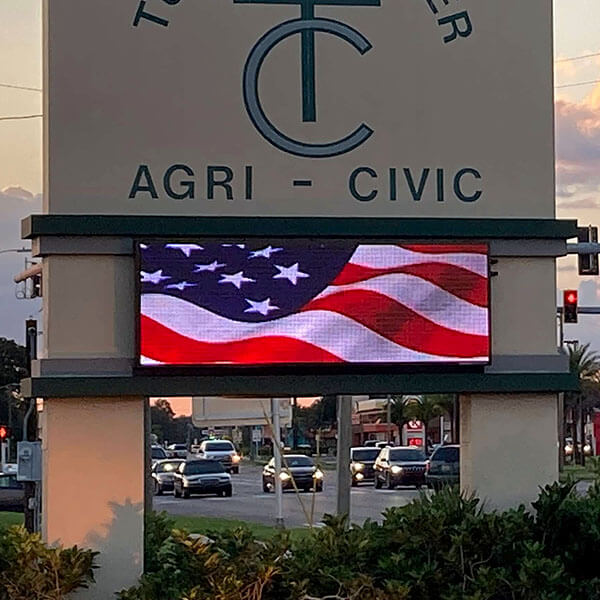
[459, 393, 559, 510]
[42, 396, 145, 599]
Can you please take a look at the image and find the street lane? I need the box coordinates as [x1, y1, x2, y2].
[154, 463, 422, 528]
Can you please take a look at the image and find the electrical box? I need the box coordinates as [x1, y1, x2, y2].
[17, 441, 42, 482]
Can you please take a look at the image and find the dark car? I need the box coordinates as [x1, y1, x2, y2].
[0, 472, 24, 512]
[152, 459, 185, 495]
[350, 447, 380, 485]
[374, 446, 428, 489]
[173, 459, 232, 498]
[262, 454, 324, 493]
[426, 445, 459, 490]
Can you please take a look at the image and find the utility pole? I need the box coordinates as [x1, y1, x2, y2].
[336, 395, 352, 521]
[271, 398, 284, 528]
[386, 394, 392, 443]
[23, 319, 38, 532]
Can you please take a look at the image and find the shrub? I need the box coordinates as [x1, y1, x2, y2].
[0, 525, 97, 600]
[122, 484, 600, 600]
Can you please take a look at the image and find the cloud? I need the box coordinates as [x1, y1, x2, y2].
[0, 186, 40, 202]
[555, 83, 600, 197]
[557, 263, 576, 273]
[557, 196, 599, 210]
[0, 187, 41, 344]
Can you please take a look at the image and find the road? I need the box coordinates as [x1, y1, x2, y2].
[154, 463, 422, 528]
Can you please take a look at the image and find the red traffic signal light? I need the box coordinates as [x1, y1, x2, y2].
[563, 290, 578, 324]
[0, 426, 11, 441]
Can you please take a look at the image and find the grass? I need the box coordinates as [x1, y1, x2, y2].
[0, 511, 309, 541]
[0, 512, 24, 529]
[560, 464, 598, 483]
[171, 514, 309, 542]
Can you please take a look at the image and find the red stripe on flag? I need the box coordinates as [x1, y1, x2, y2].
[140, 315, 344, 364]
[399, 244, 488, 255]
[332, 262, 488, 307]
[302, 290, 489, 358]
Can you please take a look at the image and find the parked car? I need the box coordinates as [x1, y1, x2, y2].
[426, 444, 459, 490]
[196, 440, 241, 473]
[152, 459, 185, 495]
[151, 445, 167, 465]
[262, 454, 324, 493]
[166, 443, 188, 459]
[350, 447, 380, 485]
[173, 459, 232, 498]
[364, 440, 392, 449]
[374, 446, 428, 489]
[0, 472, 24, 512]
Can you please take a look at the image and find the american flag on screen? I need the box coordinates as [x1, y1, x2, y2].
[139, 241, 489, 365]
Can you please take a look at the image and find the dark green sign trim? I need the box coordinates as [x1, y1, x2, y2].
[21, 372, 578, 398]
[22, 215, 578, 240]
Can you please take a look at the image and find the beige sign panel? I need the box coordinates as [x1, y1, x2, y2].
[44, 1, 554, 218]
[192, 397, 292, 428]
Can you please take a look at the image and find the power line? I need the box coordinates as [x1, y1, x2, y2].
[556, 51, 600, 64]
[0, 83, 42, 92]
[0, 114, 43, 121]
[556, 79, 600, 89]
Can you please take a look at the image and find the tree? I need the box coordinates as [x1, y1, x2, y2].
[390, 396, 409, 432]
[565, 343, 600, 465]
[429, 394, 457, 443]
[0, 338, 28, 387]
[405, 396, 445, 450]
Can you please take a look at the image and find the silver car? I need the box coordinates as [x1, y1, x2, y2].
[196, 440, 241, 474]
[152, 459, 185, 495]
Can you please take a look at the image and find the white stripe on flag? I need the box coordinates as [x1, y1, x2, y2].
[141, 294, 487, 363]
[315, 273, 488, 336]
[348, 246, 488, 276]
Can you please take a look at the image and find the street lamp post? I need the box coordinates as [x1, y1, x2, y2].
[0, 248, 30, 255]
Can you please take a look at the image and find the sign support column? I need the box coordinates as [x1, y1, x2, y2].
[336, 395, 352, 521]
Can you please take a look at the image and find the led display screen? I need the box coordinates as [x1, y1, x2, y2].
[138, 241, 489, 367]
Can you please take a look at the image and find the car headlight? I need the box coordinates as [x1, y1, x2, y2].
[391, 466, 403, 475]
[352, 462, 364, 472]
[313, 469, 324, 480]
[279, 472, 291, 481]
[355, 473, 364, 481]
[232, 454, 241, 463]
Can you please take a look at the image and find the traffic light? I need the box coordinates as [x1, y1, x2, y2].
[577, 226, 599, 275]
[31, 274, 42, 298]
[0, 426, 12, 441]
[564, 290, 578, 324]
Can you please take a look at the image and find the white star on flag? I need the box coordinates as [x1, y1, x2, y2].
[165, 281, 198, 291]
[140, 244, 149, 250]
[249, 245, 283, 259]
[273, 263, 310, 285]
[194, 261, 226, 273]
[165, 244, 204, 257]
[219, 271, 256, 289]
[141, 270, 171, 284]
[244, 297, 279, 316]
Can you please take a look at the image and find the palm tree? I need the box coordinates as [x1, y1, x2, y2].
[565, 342, 600, 465]
[405, 396, 444, 451]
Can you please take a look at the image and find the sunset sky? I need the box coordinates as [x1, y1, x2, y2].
[0, 2, 599, 417]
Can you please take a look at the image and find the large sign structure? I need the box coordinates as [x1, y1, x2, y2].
[45, 0, 554, 218]
[30, 2, 579, 598]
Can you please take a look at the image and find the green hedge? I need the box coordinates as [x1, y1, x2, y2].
[119, 481, 600, 600]
[0, 526, 97, 600]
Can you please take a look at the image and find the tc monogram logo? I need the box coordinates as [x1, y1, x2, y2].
[234, 0, 381, 158]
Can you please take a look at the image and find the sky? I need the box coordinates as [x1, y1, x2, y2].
[0, 0, 599, 355]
